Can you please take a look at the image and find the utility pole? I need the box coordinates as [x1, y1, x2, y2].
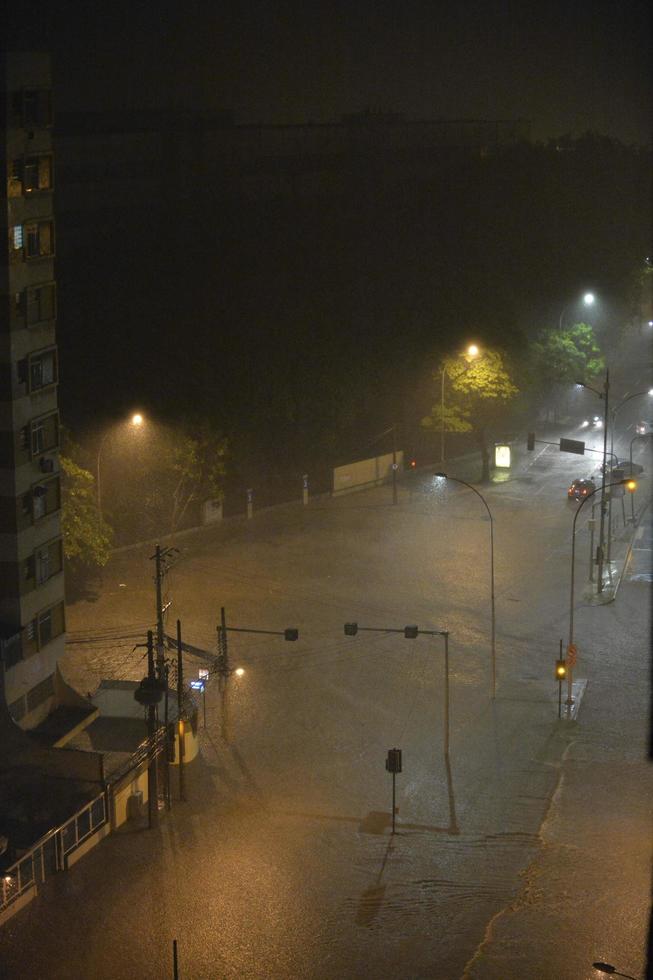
[218, 606, 229, 679]
[150, 544, 178, 678]
[146, 630, 159, 828]
[154, 545, 165, 677]
[176, 619, 186, 802]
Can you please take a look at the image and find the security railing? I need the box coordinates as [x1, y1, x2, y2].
[1, 790, 107, 919]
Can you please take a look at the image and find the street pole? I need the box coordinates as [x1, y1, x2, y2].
[154, 545, 165, 677]
[391, 424, 398, 506]
[176, 619, 186, 803]
[596, 369, 610, 593]
[163, 663, 171, 810]
[440, 367, 446, 462]
[568, 479, 626, 709]
[391, 771, 396, 834]
[588, 501, 597, 583]
[443, 631, 450, 758]
[629, 436, 640, 523]
[558, 638, 563, 719]
[219, 606, 229, 679]
[146, 630, 159, 828]
[96, 431, 110, 524]
[435, 474, 495, 699]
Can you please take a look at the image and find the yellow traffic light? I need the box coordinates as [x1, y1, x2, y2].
[555, 659, 567, 680]
[626, 479, 637, 492]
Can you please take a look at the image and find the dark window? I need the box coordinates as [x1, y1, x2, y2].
[8, 160, 22, 197]
[28, 347, 58, 391]
[26, 282, 56, 325]
[38, 603, 64, 648]
[30, 412, 59, 455]
[24, 554, 36, 581]
[25, 220, 54, 259]
[22, 90, 53, 128]
[35, 539, 62, 584]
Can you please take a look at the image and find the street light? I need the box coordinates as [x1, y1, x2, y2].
[559, 291, 595, 330]
[434, 473, 496, 699]
[96, 412, 145, 522]
[567, 478, 636, 713]
[440, 344, 479, 463]
[575, 372, 610, 592]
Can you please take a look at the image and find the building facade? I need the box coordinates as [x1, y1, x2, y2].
[1, 52, 65, 729]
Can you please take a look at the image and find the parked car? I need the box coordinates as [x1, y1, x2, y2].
[636, 419, 653, 435]
[567, 478, 596, 500]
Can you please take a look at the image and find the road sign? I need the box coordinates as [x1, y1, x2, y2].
[560, 437, 585, 455]
[566, 643, 577, 668]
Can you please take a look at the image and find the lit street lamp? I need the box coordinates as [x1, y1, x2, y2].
[434, 473, 496, 699]
[440, 344, 479, 463]
[96, 412, 144, 522]
[559, 291, 595, 330]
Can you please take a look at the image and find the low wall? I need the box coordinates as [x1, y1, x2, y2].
[333, 451, 404, 495]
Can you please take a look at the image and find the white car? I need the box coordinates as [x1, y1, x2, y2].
[635, 419, 653, 435]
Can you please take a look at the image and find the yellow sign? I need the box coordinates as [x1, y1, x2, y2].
[494, 444, 511, 468]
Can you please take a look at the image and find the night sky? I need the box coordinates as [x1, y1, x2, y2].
[8, 0, 651, 144]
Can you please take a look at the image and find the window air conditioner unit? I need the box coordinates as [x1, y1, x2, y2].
[39, 457, 54, 473]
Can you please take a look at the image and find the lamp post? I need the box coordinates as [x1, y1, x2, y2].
[559, 291, 595, 330]
[567, 478, 636, 711]
[575, 372, 610, 592]
[434, 473, 496, 699]
[440, 344, 479, 463]
[96, 413, 144, 522]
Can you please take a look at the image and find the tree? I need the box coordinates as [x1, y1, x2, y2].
[528, 322, 605, 419]
[140, 424, 228, 536]
[60, 455, 113, 570]
[422, 348, 518, 481]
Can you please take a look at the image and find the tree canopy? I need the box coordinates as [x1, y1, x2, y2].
[60, 455, 113, 568]
[422, 348, 518, 481]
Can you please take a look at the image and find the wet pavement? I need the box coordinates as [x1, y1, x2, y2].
[1, 408, 651, 979]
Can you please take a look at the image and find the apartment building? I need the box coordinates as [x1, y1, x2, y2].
[0, 51, 65, 730]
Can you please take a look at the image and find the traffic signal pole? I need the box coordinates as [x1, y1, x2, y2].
[596, 370, 610, 593]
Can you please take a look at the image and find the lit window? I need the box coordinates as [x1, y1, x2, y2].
[12, 225, 23, 250]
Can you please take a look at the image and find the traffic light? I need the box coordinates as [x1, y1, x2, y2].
[284, 628, 299, 641]
[404, 625, 418, 639]
[555, 659, 567, 680]
[527, 432, 535, 451]
[344, 622, 358, 636]
[385, 748, 403, 773]
[626, 479, 637, 492]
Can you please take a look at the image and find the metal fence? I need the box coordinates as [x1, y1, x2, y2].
[1, 791, 107, 919]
